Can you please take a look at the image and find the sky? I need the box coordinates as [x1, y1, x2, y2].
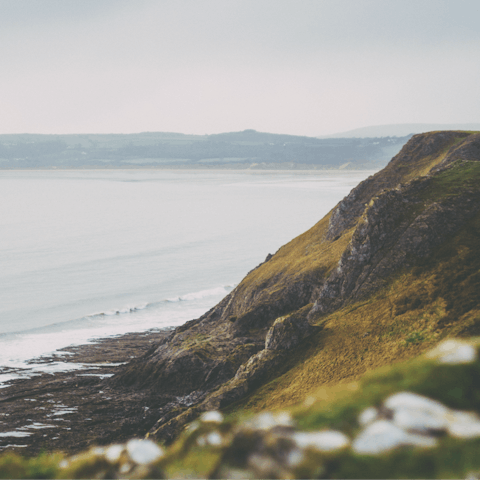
[1, 0, 479, 137]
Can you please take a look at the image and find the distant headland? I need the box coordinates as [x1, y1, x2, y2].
[0, 129, 410, 170]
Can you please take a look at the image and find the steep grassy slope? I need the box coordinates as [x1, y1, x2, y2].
[1, 131, 480, 478]
[111, 131, 480, 445]
[230, 208, 480, 413]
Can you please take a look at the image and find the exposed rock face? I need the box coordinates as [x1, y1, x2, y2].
[325, 130, 469, 241]
[308, 131, 480, 318]
[265, 312, 312, 351]
[109, 130, 480, 446]
[310, 180, 480, 317]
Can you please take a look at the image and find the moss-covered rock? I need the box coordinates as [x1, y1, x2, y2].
[265, 310, 312, 351]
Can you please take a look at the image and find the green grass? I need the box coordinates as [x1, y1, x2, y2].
[422, 160, 480, 201]
[225, 206, 480, 416]
[0, 452, 62, 479]
[160, 339, 480, 479]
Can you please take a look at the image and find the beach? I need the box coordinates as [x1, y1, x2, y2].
[0, 329, 170, 455]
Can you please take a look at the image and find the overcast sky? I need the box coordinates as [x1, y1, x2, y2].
[1, 0, 479, 136]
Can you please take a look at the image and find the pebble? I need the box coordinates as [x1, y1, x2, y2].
[352, 420, 437, 455]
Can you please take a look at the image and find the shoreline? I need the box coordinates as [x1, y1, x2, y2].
[0, 329, 170, 456]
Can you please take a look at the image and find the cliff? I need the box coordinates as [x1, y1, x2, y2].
[110, 130, 480, 444]
[2, 130, 480, 478]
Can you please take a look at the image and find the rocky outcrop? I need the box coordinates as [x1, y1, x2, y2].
[325, 130, 469, 240]
[310, 178, 480, 317]
[438, 132, 480, 167]
[265, 311, 312, 351]
[146, 307, 316, 443]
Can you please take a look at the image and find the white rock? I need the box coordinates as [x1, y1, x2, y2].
[292, 430, 350, 452]
[425, 339, 477, 364]
[126, 439, 164, 465]
[384, 392, 448, 415]
[358, 407, 378, 426]
[393, 406, 447, 432]
[119, 462, 132, 474]
[274, 411, 294, 427]
[91, 447, 105, 456]
[447, 410, 480, 438]
[246, 411, 294, 431]
[206, 431, 223, 446]
[385, 392, 454, 433]
[105, 444, 124, 463]
[352, 420, 437, 455]
[286, 448, 305, 467]
[385, 392, 449, 418]
[200, 411, 224, 423]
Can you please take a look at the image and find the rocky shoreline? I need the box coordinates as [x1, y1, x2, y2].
[0, 329, 171, 456]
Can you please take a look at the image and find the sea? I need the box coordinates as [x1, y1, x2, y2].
[0, 169, 374, 386]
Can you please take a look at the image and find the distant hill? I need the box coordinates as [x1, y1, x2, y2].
[321, 123, 480, 138]
[0, 130, 411, 170]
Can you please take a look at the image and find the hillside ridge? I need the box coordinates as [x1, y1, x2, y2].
[109, 130, 480, 444]
[0, 130, 409, 170]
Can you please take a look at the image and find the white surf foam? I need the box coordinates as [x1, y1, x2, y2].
[0, 284, 234, 387]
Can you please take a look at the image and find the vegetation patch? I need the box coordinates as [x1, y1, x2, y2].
[422, 160, 480, 201]
[230, 208, 480, 415]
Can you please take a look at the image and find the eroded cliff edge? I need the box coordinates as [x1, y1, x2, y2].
[110, 130, 480, 444]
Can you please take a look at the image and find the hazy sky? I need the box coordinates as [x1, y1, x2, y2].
[1, 0, 479, 136]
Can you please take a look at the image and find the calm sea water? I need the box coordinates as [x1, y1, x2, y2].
[0, 169, 373, 383]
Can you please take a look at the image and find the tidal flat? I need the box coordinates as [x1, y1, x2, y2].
[0, 329, 170, 456]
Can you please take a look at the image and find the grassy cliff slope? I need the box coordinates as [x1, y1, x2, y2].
[110, 130, 480, 445]
[2, 130, 480, 478]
